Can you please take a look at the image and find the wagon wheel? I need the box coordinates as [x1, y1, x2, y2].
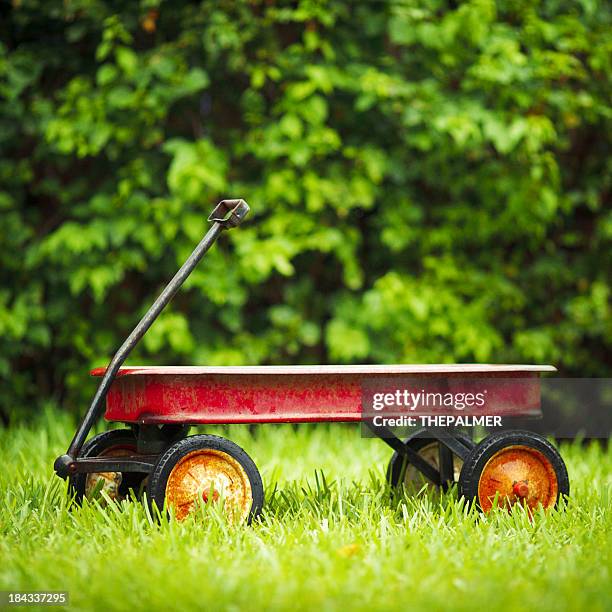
[386, 429, 472, 493]
[69, 430, 147, 505]
[458, 430, 569, 513]
[147, 435, 264, 524]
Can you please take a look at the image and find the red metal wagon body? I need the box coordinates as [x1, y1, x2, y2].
[94, 364, 555, 425]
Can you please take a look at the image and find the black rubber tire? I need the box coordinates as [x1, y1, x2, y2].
[458, 429, 569, 510]
[147, 434, 264, 524]
[69, 429, 146, 505]
[386, 428, 473, 490]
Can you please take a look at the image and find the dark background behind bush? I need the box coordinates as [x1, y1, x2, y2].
[1, 0, 610, 421]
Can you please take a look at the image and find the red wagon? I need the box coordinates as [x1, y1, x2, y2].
[54, 200, 569, 522]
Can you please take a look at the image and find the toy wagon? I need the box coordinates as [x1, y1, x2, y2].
[54, 200, 570, 522]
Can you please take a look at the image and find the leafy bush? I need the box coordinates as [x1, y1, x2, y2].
[1, 0, 610, 419]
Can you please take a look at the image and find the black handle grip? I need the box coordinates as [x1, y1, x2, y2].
[208, 199, 250, 228]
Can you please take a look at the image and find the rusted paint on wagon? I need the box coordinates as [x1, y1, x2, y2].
[165, 448, 253, 522]
[93, 365, 553, 425]
[477, 445, 559, 512]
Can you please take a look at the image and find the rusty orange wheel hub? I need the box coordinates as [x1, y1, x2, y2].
[165, 449, 253, 521]
[477, 445, 558, 512]
[85, 446, 135, 502]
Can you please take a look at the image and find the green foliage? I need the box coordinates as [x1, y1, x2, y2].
[0, 0, 610, 417]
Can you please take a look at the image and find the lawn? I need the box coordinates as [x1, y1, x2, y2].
[1, 409, 611, 612]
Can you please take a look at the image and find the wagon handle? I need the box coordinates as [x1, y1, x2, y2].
[54, 198, 250, 479]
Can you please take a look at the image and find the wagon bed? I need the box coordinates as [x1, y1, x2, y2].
[92, 364, 555, 425]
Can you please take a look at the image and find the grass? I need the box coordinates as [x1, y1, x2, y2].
[1, 408, 611, 612]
